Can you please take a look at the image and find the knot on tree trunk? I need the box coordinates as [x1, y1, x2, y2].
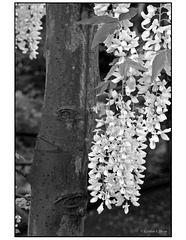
[55, 192, 87, 216]
[56, 106, 79, 121]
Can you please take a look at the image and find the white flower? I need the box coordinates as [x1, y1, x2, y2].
[141, 5, 157, 22]
[16, 3, 45, 59]
[94, 4, 110, 16]
[97, 202, 104, 214]
[89, 3, 171, 215]
[113, 4, 130, 18]
[123, 202, 130, 214]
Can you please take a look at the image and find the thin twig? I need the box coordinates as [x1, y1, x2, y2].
[160, 18, 170, 23]
[16, 168, 29, 182]
[122, 78, 124, 97]
[154, 11, 169, 17]
[16, 162, 32, 166]
[159, 3, 162, 26]
[16, 193, 30, 200]
[108, 82, 111, 110]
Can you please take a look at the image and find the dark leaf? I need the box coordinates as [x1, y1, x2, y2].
[76, 15, 118, 25]
[109, 57, 119, 66]
[151, 51, 166, 82]
[119, 61, 129, 77]
[164, 49, 171, 76]
[127, 59, 147, 72]
[165, 49, 171, 65]
[95, 81, 106, 90]
[164, 65, 171, 76]
[91, 22, 118, 50]
[99, 81, 109, 94]
[109, 81, 117, 90]
[104, 64, 118, 81]
[119, 8, 138, 21]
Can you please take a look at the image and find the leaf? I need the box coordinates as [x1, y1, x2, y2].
[127, 59, 147, 72]
[164, 49, 171, 76]
[109, 81, 117, 89]
[95, 81, 106, 90]
[99, 81, 109, 94]
[109, 57, 119, 66]
[104, 64, 118, 81]
[151, 51, 166, 82]
[119, 7, 138, 21]
[119, 61, 129, 77]
[91, 22, 118, 50]
[76, 15, 118, 25]
[164, 64, 171, 76]
[120, 57, 147, 77]
[165, 49, 171, 64]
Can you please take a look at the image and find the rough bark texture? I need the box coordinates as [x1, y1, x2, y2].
[28, 3, 99, 236]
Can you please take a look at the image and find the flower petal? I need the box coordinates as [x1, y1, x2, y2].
[161, 133, 169, 141]
[97, 202, 104, 214]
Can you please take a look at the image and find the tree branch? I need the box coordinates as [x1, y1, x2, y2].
[16, 168, 29, 182]
[16, 193, 30, 200]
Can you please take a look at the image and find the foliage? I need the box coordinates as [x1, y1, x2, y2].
[15, 194, 31, 233]
[16, 91, 43, 134]
[15, 152, 31, 233]
[84, 3, 171, 214]
[77, 5, 138, 50]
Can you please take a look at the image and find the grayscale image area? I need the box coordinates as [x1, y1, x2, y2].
[15, 2, 171, 237]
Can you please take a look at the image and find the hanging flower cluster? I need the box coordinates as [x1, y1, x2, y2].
[88, 92, 147, 214]
[140, 3, 171, 149]
[141, 4, 171, 51]
[16, 194, 31, 210]
[139, 4, 171, 78]
[15, 3, 46, 59]
[88, 3, 171, 214]
[143, 79, 171, 150]
[94, 3, 130, 18]
[94, 4, 110, 16]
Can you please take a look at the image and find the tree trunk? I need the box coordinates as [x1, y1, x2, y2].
[28, 3, 99, 236]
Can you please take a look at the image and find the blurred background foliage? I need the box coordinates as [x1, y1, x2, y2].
[15, 3, 171, 236]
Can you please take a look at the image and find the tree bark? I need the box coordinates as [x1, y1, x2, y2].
[28, 3, 99, 236]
